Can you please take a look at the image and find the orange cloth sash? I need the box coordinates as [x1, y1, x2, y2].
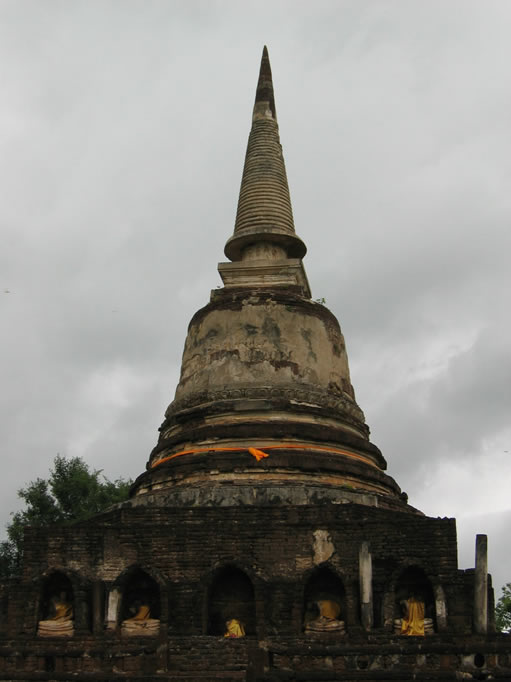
[126, 604, 151, 621]
[152, 444, 378, 470]
[401, 598, 425, 636]
[224, 619, 245, 638]
[318, 599, 341, 620]
[248, 447, 269, 461]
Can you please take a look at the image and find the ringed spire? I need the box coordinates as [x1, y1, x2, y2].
[223, 46, 307, 263]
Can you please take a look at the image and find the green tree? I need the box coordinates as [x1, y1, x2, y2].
[0, 455, 132, 578]
[496, 583, 511, 632]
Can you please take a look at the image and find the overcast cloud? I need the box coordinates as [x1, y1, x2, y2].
[1, 1, 510, 595]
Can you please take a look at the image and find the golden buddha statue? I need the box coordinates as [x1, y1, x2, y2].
[224, 618, 245, 638]
[305, 598, 345, 634]
[394, 595, 434, 636]
[121, 601, 160, 636]
[37, 591, 74, 637]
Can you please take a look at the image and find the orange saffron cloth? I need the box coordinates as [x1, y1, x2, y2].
[224, 619, 245, 638]
[401, 598, 425, 636]
[151, 444, 378, 470]
[248, 447, 269, 461]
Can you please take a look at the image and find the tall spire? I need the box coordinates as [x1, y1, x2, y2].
[223, 46, 307, 265]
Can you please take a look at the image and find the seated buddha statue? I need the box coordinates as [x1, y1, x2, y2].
[37, 591, 74, 637]
[121, 600, 160, 636]
[394, 595, 434, 636]
[224, 618, 245, 638]
[305, 598, 345, 634]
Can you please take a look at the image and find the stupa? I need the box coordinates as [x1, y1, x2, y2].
[132, 46, 403, 514]
[1, 47, 509, 682]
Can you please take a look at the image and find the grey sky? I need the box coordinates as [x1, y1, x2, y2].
[1, 1, 510, 595]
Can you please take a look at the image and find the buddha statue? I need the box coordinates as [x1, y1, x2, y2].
[394, 595, 434, 636]
[121, 600, 160, 636]
[305, 598, 345, 634]
[37, 591, 74, 637]
[224, 618, 245, 638]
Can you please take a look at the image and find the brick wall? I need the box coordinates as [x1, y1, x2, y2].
[0, 502, 506, 680]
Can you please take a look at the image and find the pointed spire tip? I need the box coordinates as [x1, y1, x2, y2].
[254, 45, 276, 121]
[223, 45, 308, 268]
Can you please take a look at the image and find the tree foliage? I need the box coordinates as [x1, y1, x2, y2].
[496, 583, 511, 632]
[0, 455, 132, 578]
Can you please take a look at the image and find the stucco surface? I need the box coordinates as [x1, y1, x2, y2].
[175, 295, 353, 403]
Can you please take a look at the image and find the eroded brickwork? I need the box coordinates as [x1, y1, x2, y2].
[0, 503, 508, 680]
[4, 46, 510, 681]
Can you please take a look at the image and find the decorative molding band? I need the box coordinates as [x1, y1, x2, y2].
[165, 384, 367, 429]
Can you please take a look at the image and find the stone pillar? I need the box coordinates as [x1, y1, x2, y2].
[72, 586, 89, 634]
[474, 534, 488, 634]
[92, 581, 104, 634]
[434, 584, 448, 631]
[106, 587, 122, 631]
[359, 541, 373, 631]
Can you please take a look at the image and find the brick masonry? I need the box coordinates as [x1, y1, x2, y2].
[3, 46, 510, 682]
[0, 502, 509, 680]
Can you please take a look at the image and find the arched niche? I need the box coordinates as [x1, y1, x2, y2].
[37, 571, 75, 637]
[303, 566, 346, 634]
[116, 567, 161, 636]
[207, 566, 255, 636]
[393, 566, 436, 635]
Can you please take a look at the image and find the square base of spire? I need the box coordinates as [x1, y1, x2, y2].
[218, 259, 311, 298]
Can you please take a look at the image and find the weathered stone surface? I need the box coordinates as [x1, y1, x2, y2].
[224, 46, 306, 264]
[4, 46, 509, 682]
[175, 292, 354, 407]
[312, 530, 336, 565]
[0, 504, 507, 679]
[135, 287, 400, 503]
